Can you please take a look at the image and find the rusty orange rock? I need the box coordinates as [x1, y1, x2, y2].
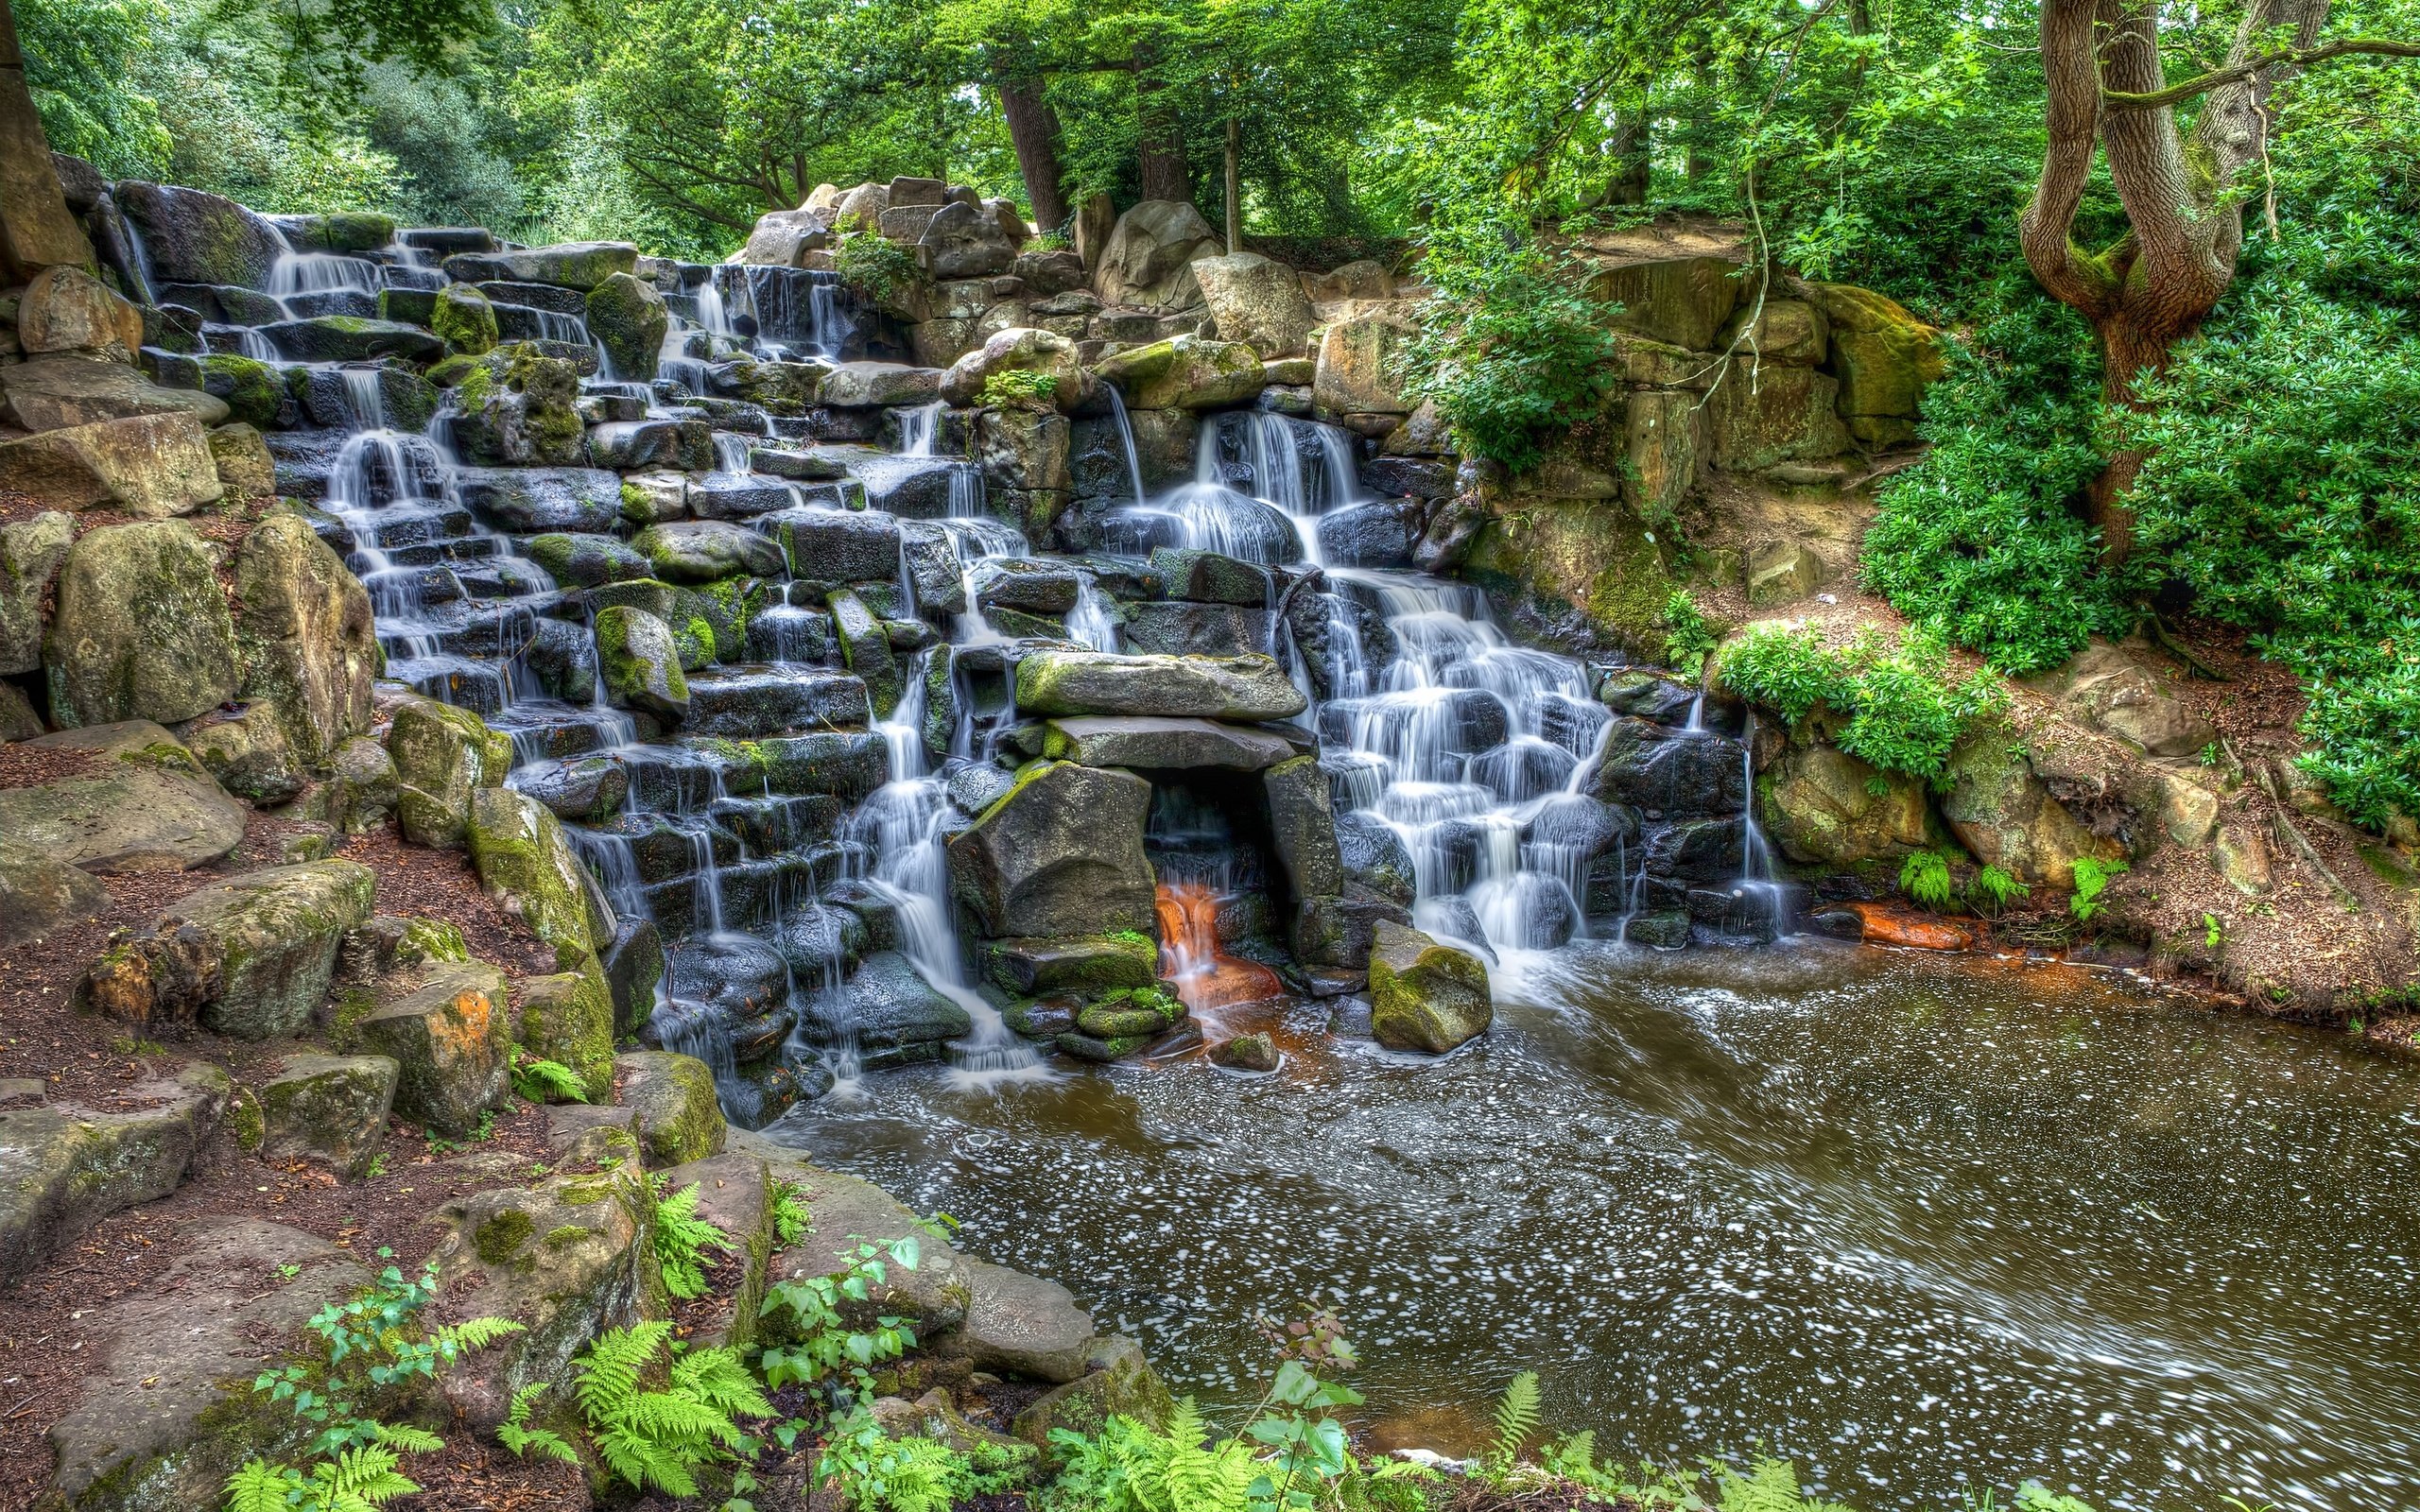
[1849, 902, 1975, 952]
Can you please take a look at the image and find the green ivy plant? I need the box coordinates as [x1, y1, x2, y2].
[2068, 857, 2127, 922]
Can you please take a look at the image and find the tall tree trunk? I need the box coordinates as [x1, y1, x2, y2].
[1133, 42, 1191, 203]
[2019, 0, 2339, 564]
[1222, 116, 1240, 252]
[0, 0, 93, 280]
[1603, 110, 1651, 206]
[997, 75, 1070, 233]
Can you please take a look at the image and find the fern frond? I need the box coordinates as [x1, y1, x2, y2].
[1489, 1371, 1541, 1469]
[596, 1425, 701, 1498]
[651, 1179, 735, 1299]
[671, 1345, 773, 1419]
[371, 1422, 443, 1452]
[224, 1459, 300, 1512]
[316, 1445, 419, 1507]
[511, 1057, 590, 1104]
[438, 1316, 526, 1351]
[574, 1320, 667, 1421]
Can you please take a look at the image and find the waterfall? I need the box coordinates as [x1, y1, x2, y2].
[1103, 385, 1149, 508]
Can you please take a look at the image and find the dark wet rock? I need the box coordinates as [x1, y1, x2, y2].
[1210, 1033, 1281, 1073]
[457, 465, 621, 533]
[947, 761, 1156, 937]
[1039, 714, 1295, 771]
[1015, 649, 1305, 721]
[1316, 499, 1418, 568]
[801, 952, 973, 1067]
[766, 506, 900, 583]
[513, 755, 629, 822]
[1641, 816, 1749, 885]
[1591, 718, 1748, 816]
[1368, 919, 1492, 1053]
[1335, 811, 1416, 906]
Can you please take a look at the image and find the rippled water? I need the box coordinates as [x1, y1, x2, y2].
[768, 945, 2420, 1511]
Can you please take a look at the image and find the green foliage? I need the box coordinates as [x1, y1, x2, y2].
[2068, 858, 2127, 923]
[1860, 277, 2132, 676]
[1719, 623, 2004, 782]
[651, 1175, 737, 1301]
[1096, 983, 1183, 1018]
[981, 369, 1063, 409]
[819, 1414, 1032, 1512]
[1899, 850, 1956, 913]
[16, 0, 172, 178]
[496, 1384, 580, 1466]
[757, 1234, 923, 1402]
[225, 1445, 419, 1512]
[511, 1054, 589, 1105]
[1659, 592, 1720, 679]
[1041, 1400, 1265, 1512]
[573, 1320, 771, 1497]
[834, 232, 925, 304]
[1967, 866, 2029, 919]
[770, 1178, 811, 1248]
[1396, 220, 1621, 472]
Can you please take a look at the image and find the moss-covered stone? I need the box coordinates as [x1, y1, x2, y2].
[517, 956, 616, 1102]
[351, 959, 511, 1136]
[193, 353, 285, 427]
[251, 1053, 398, 1179]
[614, 1050, 727, 1168]
[386, 695, 512, 849]
[1012, 1335, 1176, 1455]
[234, 511, 377, 767]
[1940, 733, 2122, 890]
[448, 342, 586, 467]
[983, 934, 1160, 996]
[1095, 334, 1266, 410]
[169, 860, 378, 1040]
[595, 603, 690, 716]
[44, 520, 240, 728]
[827, 587, 900, 718]
[1759, 742, 1929, 866]
[468, 786, 605, 963]
[528, 531, 649, 588]
[585, 271, 667, 381]
[1460, 499, 1676, 657]
[432, 283, 500, 356]
[1368, 919, 1493, 1053]
[475, 1207, 536, 1264]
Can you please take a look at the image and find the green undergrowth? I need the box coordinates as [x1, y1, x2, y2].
[1718, 622, 2005, 783]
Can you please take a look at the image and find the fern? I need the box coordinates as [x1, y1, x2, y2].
[1487, 1371, 1541, 1471]
[1710, 1456, 1858, 1512]
[771, 1178, 810, 1247]
[1040, 1404, 1261, 1512]
[573, 1321, 766, 1497]
[1899, 850, 1958, 912]
[496, 1383, 580, 1467]
[511, 1056, 590, 1105]
[1966, 865, 2030, 918]
[224, 1446, 419, 1512]
[651, 1176, 736, 1300]
[371, 1421, 443, 1453]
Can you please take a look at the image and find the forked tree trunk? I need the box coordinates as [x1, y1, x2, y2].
[997, 75, 1071, 234]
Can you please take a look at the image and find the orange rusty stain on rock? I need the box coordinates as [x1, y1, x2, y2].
[1848, 902, 1975, 952]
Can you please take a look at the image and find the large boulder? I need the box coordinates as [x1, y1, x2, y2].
[233, 512, 376, 765]
[0, 722, 249, 871]
[386, 695, 513, 849]
[260, 316, 444, 364]
[0, 507, 73, 674]
[2038, 644, 2219, 758]
[516, 962, 617, 1101]
[114, 181, 285, 287]
[18, 266, 145, 358]
[44, 520, 238, 727]
[244, 1053, 398, 1179]
[1368, 919, 1493, 1053]
[1335, 811, 1416, 905]
[740, 206, 833, 266]
[0, 411, 223, 516]
[0, 838, 106, 948]
[1192, 251, 1317, 357]
[441, 241, 640, 289]
[1585, 255, 1742, 351]
[765, 506, 900, 584]
[43, 1217, 368, 1512]
[1940, 734, 2122, 889]
[1095, 334, 1266, 410]
[1759, 743, 1928, 866]
[1014, 649, 1306, 721]
[1804, 282, 1945, 441]
[935, 1258, 1101, 1383]
[587, 270, 668, 381]
[1092, 200, 1222, 308]
[818, 362, 945, 408]
[1, 353, 229, 432]
[920, 199, 1018, 279]
[1263, 754, 1343, 899]
[1705, 359, 1850, 471]
[87, 860, 377, 1039]
[455, 465, 623, 533]
[946, 761, 1157, 937]
[432, 282, 500, 354]
[633, 519, 786, 583]
[595, 604, 691, 716]
[468, 786, 608, 964]
[0, 1064, 231, 1278]
[615, 1050, 727, 1166]
[425, 1160, 651, 1428]
[352, 959, 512, 1135]
[1312, 314, 1415, 417]
[940, 327, 1085, 411]
[798, 951, 973, 1068]
[446, 343, 588, 467]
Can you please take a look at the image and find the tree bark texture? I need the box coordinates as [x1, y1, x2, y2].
[1133, 42, 1192, 203]
[998, 75, 1071, 233]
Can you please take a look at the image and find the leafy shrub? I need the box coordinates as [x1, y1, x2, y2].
[1659, 591, 1721, 679]
[1041, 1400, 1266, 1512]
[820, 1414, 1032, 1512]
[980, 368, 1061, 409]
[1396, 218, 1622, 472]
[573, 1320, 770, 1497]
[1719, 623, 2004, 782]
[2068, 857, 2127, 922]
[833, 232, 920, 303]
[1898, 850, 1956, 912]
[2126, 281, 2420, 829]
[757, 1234, 923, 1402]
[1859, 275, 2135, 674]
[651, 1175, 735, 1300]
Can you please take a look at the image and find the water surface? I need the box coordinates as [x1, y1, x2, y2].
[769, 944, 2420, 1511]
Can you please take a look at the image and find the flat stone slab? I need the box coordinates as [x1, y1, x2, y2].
[0, 1063, 232, 1277]
[1040, 714, 1296, 770]
[47, 1218, 372, 1511]
[0, 722, 248, 872]
[1014, 650, 1306, 722]
[936, 1256, 1099, 1383]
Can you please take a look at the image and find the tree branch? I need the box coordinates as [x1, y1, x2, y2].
[2106, 35, 2420, 108]
[2018, 0, 2118, 314]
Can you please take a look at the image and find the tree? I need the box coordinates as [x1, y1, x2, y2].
[2017, 0, 2420, 559]
[0, 0, 95, 278]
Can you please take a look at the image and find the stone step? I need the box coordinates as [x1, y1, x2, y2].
[0, 1065, 232, 1276]
[683, 665, 873, 737]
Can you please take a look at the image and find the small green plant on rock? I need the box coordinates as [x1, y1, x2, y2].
[496, 1383, 580, 1466]
[771, 1178, 811, 1247]
[573, 1319, 771, 1497]
[511, 1053, 589, 1105]
[1660, 591, 1721, 679]
[757, 1234, 923, 1404]
[1720, 623, 2005, 782]
[1967, 866, 2030, 919]
[833, 232, 920, 304]
[980, 369, 1060, 410]
[225, 1446, 421, 1512]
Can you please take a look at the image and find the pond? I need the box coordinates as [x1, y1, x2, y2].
[765, 942, 2420, 1512]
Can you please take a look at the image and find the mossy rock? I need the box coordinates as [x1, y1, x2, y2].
[1459, 499, 1676, 657]
[352, 960, 510, 1136]
[193, 353, 284, 427]
[516, 956, 616, 1102]
[432, 283, 500, 356]
[386, 695, 512, 849]
[251, 1054, 398, 1180]
[467, 786, 606, 963]
[585, 271, 667, 381]
[594, 603, 690, 716]
[614, 1050, 728, 1167]
[1368, 919, 1492, 1053]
